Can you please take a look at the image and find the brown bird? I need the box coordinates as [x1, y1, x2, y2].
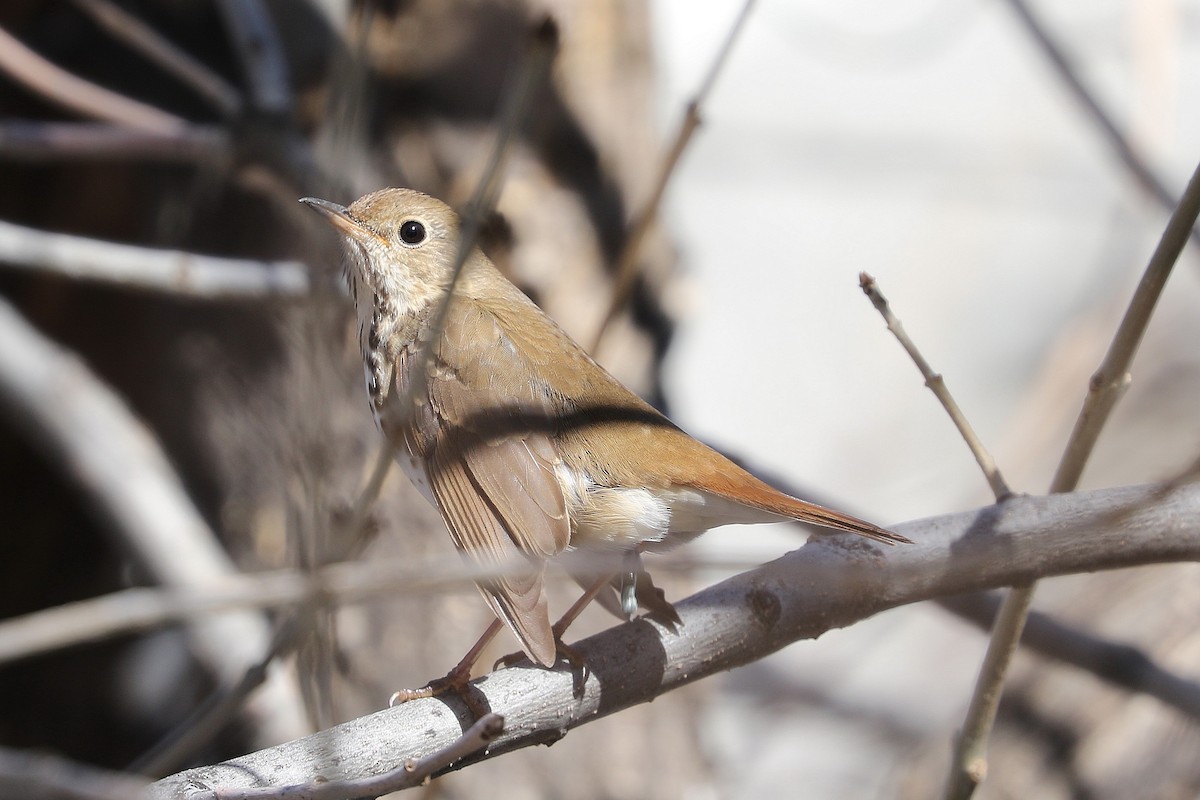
[301, 188, 907, 677]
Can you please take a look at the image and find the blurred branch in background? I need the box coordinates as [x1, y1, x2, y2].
[0, 121, 229, 162]
[589, 0, 756, 356]
[0, 218, 312, 299]
[0, 22, 187, 133]
[68, 0, 242, 118]
[0, 295, 307, 747]
[1004, 0, 1200, 250]
[940, 591, 1200, 722]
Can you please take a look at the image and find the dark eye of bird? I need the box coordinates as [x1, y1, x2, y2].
[399, 220, 425, 245]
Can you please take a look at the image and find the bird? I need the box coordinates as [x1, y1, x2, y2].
[300, 187, 908, 681]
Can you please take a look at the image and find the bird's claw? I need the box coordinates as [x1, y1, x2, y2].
[389, 664, 489, 719]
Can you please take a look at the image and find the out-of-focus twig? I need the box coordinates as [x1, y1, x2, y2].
[589, 0, 757, 355]
[0, 218, 311, 299]
[1003, 0, 1200, 249]
[859, 272, 1013, 500]
[406, 17, 559, 412]
[0, 24, 186, 133]
[69, 0, 242, 117]
[337, 441, 399, 555]
[214, 0, 291, 117]
[0, 122, 229, 162]
[943, 152, 1200, 800]
[941, 592, 1200, 721]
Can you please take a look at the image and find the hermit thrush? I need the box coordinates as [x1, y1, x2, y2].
[301, 188, 907, 671]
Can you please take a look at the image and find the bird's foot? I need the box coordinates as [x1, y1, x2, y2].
[390, 660, 489, 719]
[388, 620, 502, 718]
[493, 638, 589, 697]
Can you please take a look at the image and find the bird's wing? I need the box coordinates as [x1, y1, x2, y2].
[420, 299, 573, 666]
[426, 446, 557, 666]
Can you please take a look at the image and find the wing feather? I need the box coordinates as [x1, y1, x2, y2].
[427, 447, 557, 666]
[411, 298, 573, 666]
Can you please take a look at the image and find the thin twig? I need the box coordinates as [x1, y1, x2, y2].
[402, 17, 559, 412]
[0, 553, 531, 667]
[859, 272, 1013, 500]
[0, 122, 229, 162]
[1050, 162, 1200, 491]
[147, 481, 1200, 797]
[213, 0, 291, 117]
[943, 152, 1200, 800]
[1003, 0, 1200, 249]
[0, 746, 150, 800]
[856, 272, 1019, 795]
[0, 24, 187, 133]
[0, 218, 312, 299]
[336, 440, 398, 556]
[588, 0, 757, 355]
[68, 0, 243, 117]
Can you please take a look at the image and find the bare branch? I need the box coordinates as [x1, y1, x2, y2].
[0, 554, 492, 666]
[0, 122, 229, 162]
[402, 17, 559, 415]
[1003, 0, 1200, 249]
[856, 270, 1026, 793]
[147, 482, 1200, 797]
[68, 0, 243, 117]
[210, 713, 504, 799]
[940, 592, 1200, 721]
[859, 272, 1013, 500]
[943, 148, 1200, 800]
[0, 24, 187, 134]
[0, 218, 311, 299]
[1051, 157, 1200, 492]
[589, 0, 757, 355]
[214, 0, 291, 117]
[0, 296, 306, 747]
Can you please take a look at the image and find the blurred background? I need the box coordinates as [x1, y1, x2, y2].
[1, 0, 1199, 798]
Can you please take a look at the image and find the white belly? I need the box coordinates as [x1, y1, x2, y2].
[554, 463, 782, 553]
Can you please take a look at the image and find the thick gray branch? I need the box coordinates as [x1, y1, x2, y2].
[149, 482, 1200, 798]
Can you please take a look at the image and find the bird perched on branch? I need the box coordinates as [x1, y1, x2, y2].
[301, 188, 906, 697]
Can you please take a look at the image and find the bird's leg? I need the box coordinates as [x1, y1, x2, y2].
[493, 571, 616, 687]
[551, 572, 614, 638]
[551, 572, 615, 696]
[390, 618, 503, 718]
[618, 549, 640, 620]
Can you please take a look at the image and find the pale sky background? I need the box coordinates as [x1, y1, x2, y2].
[653, 0, 1193, 526]
[647, 1, 1200, 796]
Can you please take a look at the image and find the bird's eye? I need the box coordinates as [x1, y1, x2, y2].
[399, 220, 426, 245]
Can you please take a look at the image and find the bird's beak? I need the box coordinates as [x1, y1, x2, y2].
[299, 196, 381, 243]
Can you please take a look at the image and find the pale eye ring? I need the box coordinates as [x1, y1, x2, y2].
[399, 220, 426, 245]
